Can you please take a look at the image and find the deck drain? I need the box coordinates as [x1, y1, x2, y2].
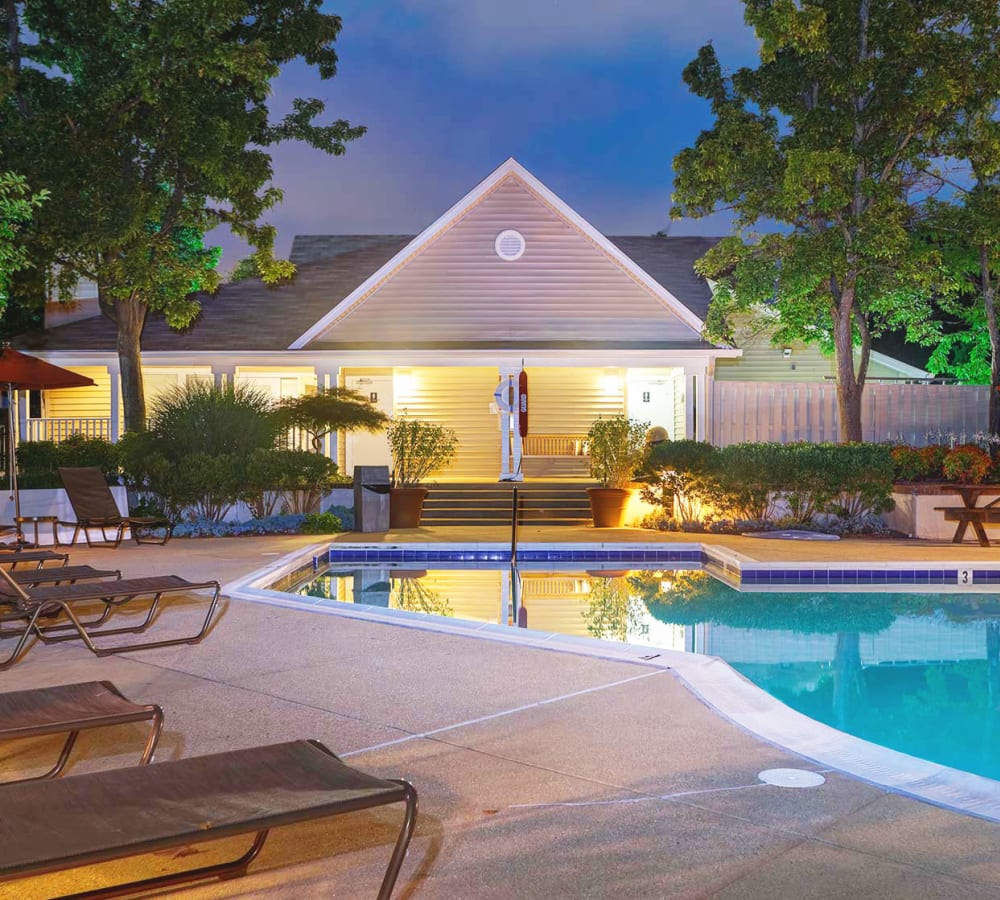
[758, 768, 826, 788]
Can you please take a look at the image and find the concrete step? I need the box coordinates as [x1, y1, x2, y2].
[421, 481, 596, 527]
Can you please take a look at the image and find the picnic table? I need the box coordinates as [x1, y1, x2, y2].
[934, 485, 1000, 547]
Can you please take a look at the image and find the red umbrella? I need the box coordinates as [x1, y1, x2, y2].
[0, 347, 95, 545]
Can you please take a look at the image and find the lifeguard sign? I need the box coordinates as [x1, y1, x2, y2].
[494, 367, 527, 481]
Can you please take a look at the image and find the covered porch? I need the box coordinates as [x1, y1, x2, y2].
[22, 353, 720, 482]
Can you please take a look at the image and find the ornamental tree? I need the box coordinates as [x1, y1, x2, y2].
[0, 1, 364, 430]
[273, 386, 389, 453]
[671, 0, 993, 441]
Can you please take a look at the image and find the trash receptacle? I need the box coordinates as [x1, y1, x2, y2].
[353, 466, 390, 533]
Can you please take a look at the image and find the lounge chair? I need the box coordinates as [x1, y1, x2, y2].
[0, 548, 69, 569]
[0, 681, 162, 783]
[0, 739, 417, 899]
[58, 466, 173, 547]
[0, 566, 124, 634]
[0, 569, 221, 669]
[3, 565, 121, 590]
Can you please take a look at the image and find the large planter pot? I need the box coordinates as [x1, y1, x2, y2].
[587, 487, 632, 528]
[390, 487, 429, 529]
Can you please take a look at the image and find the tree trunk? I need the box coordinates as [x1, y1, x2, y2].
[981, 245, 1000, 437]
[99, 286, 149, 433]
[832, 292, 864, 443]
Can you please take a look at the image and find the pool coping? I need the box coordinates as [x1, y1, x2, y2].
[224, 540, 1000, 825]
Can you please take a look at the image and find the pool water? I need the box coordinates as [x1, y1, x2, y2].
[291, 564, 1000, 783]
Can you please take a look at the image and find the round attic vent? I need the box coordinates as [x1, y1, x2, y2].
[495, 230, 526, 261]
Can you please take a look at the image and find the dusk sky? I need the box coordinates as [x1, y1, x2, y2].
[212, 0, 761, 270]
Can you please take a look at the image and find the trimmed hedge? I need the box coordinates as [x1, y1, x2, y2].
[641, 440, 896, 532]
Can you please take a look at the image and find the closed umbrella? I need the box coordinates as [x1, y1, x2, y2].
[0, 346, 95, 545]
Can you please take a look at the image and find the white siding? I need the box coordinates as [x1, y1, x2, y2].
[395, 367, 499, 480]
[527, 367, 624, 435]
[43, 367, 112, 420]
[312, 177, 701, 345]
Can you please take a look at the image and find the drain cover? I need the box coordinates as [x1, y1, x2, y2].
[758, 768, 826, 788]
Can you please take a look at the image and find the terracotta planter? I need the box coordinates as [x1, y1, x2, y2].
[389, 487, 429, 529]
[587, 487, 631, 528]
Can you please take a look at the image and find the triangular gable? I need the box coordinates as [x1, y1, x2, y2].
[290, 158, 706, 349]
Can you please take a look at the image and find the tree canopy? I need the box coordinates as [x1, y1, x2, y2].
[0, 1, 363, 429]
[671, 0, 996, 441]
[273, 387, 389, 453]
[0, 165, 45, 327]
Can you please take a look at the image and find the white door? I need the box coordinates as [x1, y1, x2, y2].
[626, 374, 675, 438]
[344, 375, 393, 475]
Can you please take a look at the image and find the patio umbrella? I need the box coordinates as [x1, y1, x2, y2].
[0, 347, 95, 545]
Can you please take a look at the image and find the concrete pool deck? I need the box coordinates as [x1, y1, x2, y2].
[2, 529, 999, 898]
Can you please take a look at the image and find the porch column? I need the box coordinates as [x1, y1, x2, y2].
[683, 366, 708, 442]
[16, 390, 27, 445]
[213, 364, 237, 390]
[109, 365, 121, 441]
[315, 365, 339, 461]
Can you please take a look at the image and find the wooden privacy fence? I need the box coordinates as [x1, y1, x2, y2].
[710, 382, 991, 447]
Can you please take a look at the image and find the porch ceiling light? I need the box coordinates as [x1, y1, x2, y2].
[495, 230, 525, 261]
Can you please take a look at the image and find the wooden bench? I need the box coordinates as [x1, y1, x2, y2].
[0, 739, 417, 899]
[935, 506, 1000, 547]
[0, 681, 162, 783]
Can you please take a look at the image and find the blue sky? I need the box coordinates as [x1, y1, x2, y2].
[213, 0, 760, 269]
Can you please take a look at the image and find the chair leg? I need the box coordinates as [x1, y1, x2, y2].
[50, 830, 271, 899]
[139, 706, 164, 764]
[0, 730, 80, 783]
[377, 780, 419, 900]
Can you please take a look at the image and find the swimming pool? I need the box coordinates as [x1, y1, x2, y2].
[286, 561, 1000, 784]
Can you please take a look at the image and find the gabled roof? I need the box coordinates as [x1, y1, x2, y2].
[289, 158, 709, 349]
[21, 232, 723, 352]
[20, 159, 725, 354]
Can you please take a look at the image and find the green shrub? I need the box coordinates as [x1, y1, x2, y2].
[890, 445, 928, 482]
[919, 444, 948, 479]
[819, 443, 896, 519]
[119, 383, 282, 522]
[150, 382, 280, 458]
[777, 443, 839, 523]
[942, 444, 992, 484]
[715, 442, 786, 521]
[270, 449, 340, 514]
[387, 417, 458, 486]
[16, 434, 119, 489]
[641, 440, 720, 525]
[300, 511, 343, 534]
[586, 415, 649, 489]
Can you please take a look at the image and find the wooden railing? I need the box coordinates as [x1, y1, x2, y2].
[24, 418, 112, 442]
[522, 434, 589, 457]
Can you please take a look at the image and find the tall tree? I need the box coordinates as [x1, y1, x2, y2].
[0, 1, 363, 430]
[920, 16, 1000, 432]
[671, 1, 990, 441]
[0, 164, 45, 327]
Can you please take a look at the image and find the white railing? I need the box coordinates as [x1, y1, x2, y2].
[24, 418, 112, 442]
[523, 433, 589, 456]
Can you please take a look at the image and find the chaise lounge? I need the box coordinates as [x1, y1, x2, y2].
[0, 569, 221, 669]
[58, 466, 174, 548]
[0, 739, 417, 899]
[0, 681, 162, 783]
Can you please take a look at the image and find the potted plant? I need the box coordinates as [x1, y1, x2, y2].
[386, 417, 458, 528]
[586, 415, 649, 527]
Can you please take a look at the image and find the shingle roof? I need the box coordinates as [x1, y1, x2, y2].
[21, 233, 721, 352]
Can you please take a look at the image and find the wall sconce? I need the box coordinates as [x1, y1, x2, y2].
[782, 348, 793, 358]
[603, 374, 623, 394]
[395, 371, 415, 396]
